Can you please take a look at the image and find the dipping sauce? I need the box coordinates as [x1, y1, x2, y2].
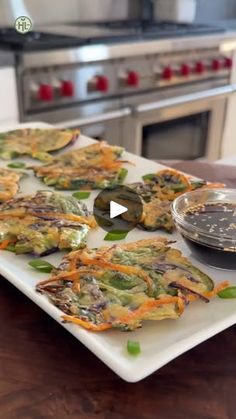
[183, 202, 236, 269]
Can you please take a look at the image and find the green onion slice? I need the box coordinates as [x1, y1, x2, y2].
[127, 340, 141, 356]
[7, 162, 26, 169]
[142, 173, 155, 181]
[72, 191, 91, 200]
[218, 286, 236, 299]
[170, 183, 187, 192]
[28, 259, 55, 273]
[118, 168, 128, 182]
[6, 244, 16, 252]
[104, 231, 128, 241]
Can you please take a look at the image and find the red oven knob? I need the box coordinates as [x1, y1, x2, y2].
[195, 61, 205, 74]
[211, 59, 221, 71]
[162, 66, 173, 80]
[224, 57, 233, 69]
[95, 75, 109, 92]
[38, 84, 54, 101]
[180, 63, 191, 76]
[127, 71, 139, 87]
[61, 80, 74, 97]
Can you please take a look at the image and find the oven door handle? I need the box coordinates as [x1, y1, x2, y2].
[135, 85, 233, 114]
[54, 108, 131, 129]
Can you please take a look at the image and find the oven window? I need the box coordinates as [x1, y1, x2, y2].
[142, 112, 210, 160]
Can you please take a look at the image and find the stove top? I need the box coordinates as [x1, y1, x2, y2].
[0, 28, 81, 51]
[78, 20, 225, 38]
[0, 21, 225, 52]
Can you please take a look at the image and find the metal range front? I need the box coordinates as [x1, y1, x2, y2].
[122, 83, 229, 161]
[13, 31, 236, 157]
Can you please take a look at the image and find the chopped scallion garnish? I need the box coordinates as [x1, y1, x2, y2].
[72, 191, 91, 200]
[7, 162, 26, 169]
[127, 340, 141, 356]
[104, 231, 128, 241]
[218, 287, 236, 299]
[28, 259, 55, 273]
[142, 173, 154, 181]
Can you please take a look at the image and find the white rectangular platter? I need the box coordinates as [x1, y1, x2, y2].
[0, 122, 235, 383]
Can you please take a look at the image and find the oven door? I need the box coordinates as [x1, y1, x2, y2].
[22, 96, 130, 147]
[54, 108, 130, 146]
[123, 86, 231, 161]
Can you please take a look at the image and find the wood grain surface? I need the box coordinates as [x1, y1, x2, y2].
[1, 163, 236, 419]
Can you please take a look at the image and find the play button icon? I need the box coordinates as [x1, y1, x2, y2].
[93, 185, 143, 233]
[110, 201, 128, 219]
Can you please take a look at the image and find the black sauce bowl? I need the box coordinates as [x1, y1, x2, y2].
[171, 189, 236, 270]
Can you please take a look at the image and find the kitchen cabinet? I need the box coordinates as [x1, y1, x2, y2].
[221, 91, 236, 157]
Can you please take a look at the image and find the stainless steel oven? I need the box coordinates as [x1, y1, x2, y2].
[53, 105, 130, 146]
[122, 84, 230, 161]
[11, 28, 235, 159]
[24, 93, 131, 146]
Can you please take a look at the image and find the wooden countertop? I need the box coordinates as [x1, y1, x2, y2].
[1, 161, 236, 418]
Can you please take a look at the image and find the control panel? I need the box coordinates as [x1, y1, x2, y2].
[159, 56, 232, 81]
[23, 47, 233, 112]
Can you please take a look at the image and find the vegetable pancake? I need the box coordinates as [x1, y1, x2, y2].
[143, 168, 224, 201]
[0, 168, 24, 202]
[129, 169, 224, 233]
[37, 238, 228, 332]
[0, 128, 79, 161]
[0, 190, 96, 255]
[34, 141, 127, 190]
[143, 168, 191, 200]
[141, 198, 173, 232]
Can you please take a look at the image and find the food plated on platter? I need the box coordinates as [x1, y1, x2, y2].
[0, 125, 235, 382]
[34, 141, 128, 189]
[0, 191, 96, 255]
[0, 128, 79, 161]
[129, 168, 224, 232]
[0, 167, 25, 202]
[36, 237, 228, 332]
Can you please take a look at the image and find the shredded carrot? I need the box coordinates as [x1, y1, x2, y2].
[30, 212, 97, 228]
[72, 280, 81, 293]
[116, 296, 181, 324]
[203, 281, 230, 299]
[0, 239, 10, 250]
[201, 182, 225, 190]
[174, 276, 208, 297]
[61, 296, 182, 331]
[37, 270, 79, 287]
[0, 210, 96, 228]
[177, 297, 185, 314]
[62, 315, 112, 331]
[0, 211, 26, 219]
[79, 253, 154, 291]
[119, 159, 135, 166]
[187, 281, 230, 302]
[68, 253, 80, 272]
[38, 267, 104, 289]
